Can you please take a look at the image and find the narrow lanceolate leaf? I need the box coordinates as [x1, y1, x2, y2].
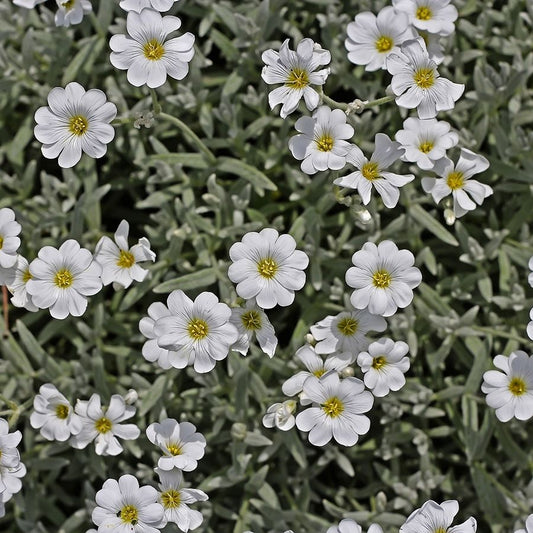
[409, 204, 459, 246]
[216, 157, 278, 196]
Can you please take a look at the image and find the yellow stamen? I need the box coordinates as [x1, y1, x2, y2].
[167, 443, 183, 456]
[375, 36, 393, 53]
[416, 6, 432, 20]
[241, 310, 262, 331]
[68, 115, 89, 136]
[337, 317, 358, 336]
[313, 368, 326, 377]
[0, 236, 3, 249]
[119, 505, 138, 525]
[257, 257, 278, 279]
[54, 268, 74, 289]
[413, 68, 435, 89]
[315, 134, 334, 152]
[62, 0, 75, 10]
[361, 161, 380, 181]
[285, 68, 309, 90]
[187, 318, 209, 340]
[116, 249, 135, 268]
[372, 356, 388, 370]
[55, 404, 69, 420]
[161, 489, 181, 509]
[95, 417, 112, 433]
[446, 171, 464, 190]
[509, 377, 527, 396]
[322, 396, 344, 418]
[419, 140, 434, 153]
[143, 39, 165, 61]
[372, 269, 392, 289]
[22, 268, 32, 283]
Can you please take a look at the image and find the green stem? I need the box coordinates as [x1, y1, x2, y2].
[111, 116, 135, 126]
[88, 12, 105, 40]
[150, 88, 162, 115]
[364, 94, 395, 107]
[157, 112, 216, 165]
[321, 94, 349, 111]
[470, 325, 530, 344]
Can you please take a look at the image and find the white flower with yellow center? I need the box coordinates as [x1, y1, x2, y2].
[262, 400, 297, 431]
[328, 518, 384, 533]
[26, 239, 102, 320]
[54, 0, 92, 27]
[261, 38, 331, 118]
[69, 393, 140, 456]
[282, 345, 353, 400]
[296, 371, 373, 446]
[8, 255, 38, 312]
[346, 240, 422, 317]
[334, 133, 414, 208]
[0, 208, 21, 269]
[146, 419, 206, 472]
[34, 82, 117, 168]
[92, 474, 164, 533]
[153, 290, 239, 373]
[310, 307, 387, 357]
[0, 418, 21, 471]
[119, 0, 179, 12]
[395, 117, 458, 170]
[400, 500, 476, 533]
[29, 383, 82, 442]
[155, 468, 208, 532]
[386, 39, 464, 119]
[228, 228, 309, 309]
[482, 351, 533, 422]
[229, 300, 277, 357]
[345, 6, 415, 71]
[356, 338, 410, 397]
[393, 0, 458, 36]
[289, 105, 355, 175]
[110, 8, 195, 88]
[515, 514, 533, 533]
[94, 219, 156, 289]
[421, 148, 492, 218]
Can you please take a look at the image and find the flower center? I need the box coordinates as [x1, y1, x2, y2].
[95, 417, 112, 433]
[372, 269, 392, 289]
[61, 0, 75, 9]
[54, 268, 74, 289]
[286, 67, 309, 90]
[167, 442, 183, 456]
[55, 404, 69, 420]
[322, 396, 344, 418]
[241, 310, 262, 331]
[433, 529, 447, 533]
[161, 489, 181, 509]
[419, 140, 434, 153]
[116, 249, 135, 268]
[372, 356, 388, 370]
[337, 317, 359, 336]
[313, 368, 326, 378]
[119, 504, 138, 525]
[446, 171, 464, 190]
[187, 318, 209, 340]
[257, 257, 278, 279]
[68, 115, 89, 136]
[413, 67, 435, 89]
[143, 38, 165, 61]
[375, 35, 393, 53]
[22, 268, 32, 283]
[315, 134, 334, 152]
[361, 161, 380, 181]
[509, 377, 527, 396]
[416, 5, 432, 20]
[0, 236, 3, 249]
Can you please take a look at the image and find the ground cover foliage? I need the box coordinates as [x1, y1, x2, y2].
[1, 0, 533, 532]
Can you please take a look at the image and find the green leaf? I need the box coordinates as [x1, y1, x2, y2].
[153, 268, 217, 293]
[409, 204, 459, 246]
[217, 157, 277, 196]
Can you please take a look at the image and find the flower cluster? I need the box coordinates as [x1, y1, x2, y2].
[0, 419, 26, 519]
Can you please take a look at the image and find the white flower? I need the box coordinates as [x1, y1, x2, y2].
[393, 0, 458, 36]
[30, 383, 82, 442]
[92, 474, 165, 533]
[527, 308, 533, 341]
[8, 255, 38, 311]
[156, 468, 208, 532]
[13, 0, 46, 7]
[345, 6, 414, 71]
[328, 519, 384, 533]
[54, 0, 92, 27]
[310, 308, 387, 356]
[0, 418, 21, 470]
[262, 400, 297, 431]
[110, 8, 195, 88]
[94, 219, 156, 288]
[346, 240, 422, 317]
[119, 0, 179, 12]
[0, 208, 21, 269]
[282, 345, 353, 400]
[357, 338, 410, 397]
[334, 133, 414, 208]
[34, 82, 117, 168]
[228, 228, 309, 309]
[261, 38, 331, 118]
[400, 500, 476, 533]
[386, 39, 464, 119]
[229, 300, 277, 357]
[153, 290, 239, 373]
[289, 106, 354, 175]
[415, 30, 445, 64]
[146, 419, 206, 472]
[0, 264, 16, 287]
[515, 514, 533, 533]
[296, 371, 373, 446]
[26, 239, 103, 320]
[69, 393, 140, 455]
[481, 351, 533, 422]
[395, 117, 458, 170]
[421, 148, 492, 218]
[528, 256, 533, 288]
[0, 462, 26, 501]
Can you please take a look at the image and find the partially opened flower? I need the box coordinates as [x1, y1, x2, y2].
[400, 500, 476, 533]
[261, 38, 331, 118]
[334, 133, 414, 208]
[54, 0, 92, 27]
[8, 255, 38, 312]
[386, 39, 464, 119]
[345, 6, 414, 71]
[289, 106, 354, 175]
[110, 8, 195, 88]
[94, 219, 156, 288]
[393, 0, 458, 36]
[262, 400, 297, 431]
[34, 82, 116, 168]
[0, 208, 21, 269]
[119, 0, 179, 12]
[421, 148, 492, 218]
[328, 519, 384, 533]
